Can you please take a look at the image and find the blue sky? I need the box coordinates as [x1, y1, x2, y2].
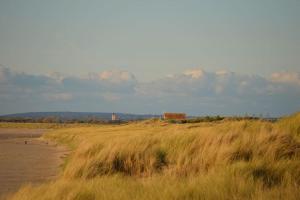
[0, 0, 299, 116]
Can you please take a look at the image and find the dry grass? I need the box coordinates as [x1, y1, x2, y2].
[7, 113, 300, 200]
[0, 122, 102, 129]
[0, 122, 68, 129]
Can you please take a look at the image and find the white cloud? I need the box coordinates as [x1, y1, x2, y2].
[270, 72, 300, 85]
[183, 69, 205, 79]
[215, 70, 232, 76]
[98, 70, 136, 83]
[46, 72, 65, 83]
[0, 66, 299, 116]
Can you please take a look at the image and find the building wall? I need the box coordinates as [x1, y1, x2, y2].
[163, 113, 186, 120]
[112, 113, 118, 121]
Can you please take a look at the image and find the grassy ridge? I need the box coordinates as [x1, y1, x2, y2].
[0, 122, 77, 129]
[8, 113, 300, 200]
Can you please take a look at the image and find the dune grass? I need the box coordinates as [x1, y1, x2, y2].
[0, 122, 108, 129]
[0, 122, 71, 129]
[7, 113, 300, 200]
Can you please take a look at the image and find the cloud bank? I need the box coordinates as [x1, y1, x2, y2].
[0, 66, 299, 116]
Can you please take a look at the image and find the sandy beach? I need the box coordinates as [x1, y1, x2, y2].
[0, 129, 69, 199]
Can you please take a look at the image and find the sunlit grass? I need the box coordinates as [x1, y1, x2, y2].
[0, 122, 70, 129]
[7, 112, 300, 200]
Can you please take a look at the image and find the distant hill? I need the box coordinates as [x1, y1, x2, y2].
[0, 112, 160, 122]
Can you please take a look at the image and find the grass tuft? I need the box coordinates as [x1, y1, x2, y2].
[6, 112, 300, 200]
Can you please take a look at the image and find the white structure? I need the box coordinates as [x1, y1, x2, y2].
[112, 113, 118, 121]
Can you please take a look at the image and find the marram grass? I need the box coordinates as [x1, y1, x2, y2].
[6, 113, 300, 200]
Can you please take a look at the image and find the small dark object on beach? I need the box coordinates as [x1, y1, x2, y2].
[24, 141, 27, 144]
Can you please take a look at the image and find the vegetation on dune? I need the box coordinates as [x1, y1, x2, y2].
[277, 112, 300, 136]
[0, 122, 106, 129]
[6, 112, 300, 200]
[0, 122, 71, 129]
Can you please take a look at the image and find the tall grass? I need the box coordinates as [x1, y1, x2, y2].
[277, 112, 300, 136]
[7, 113, 300, 200]
[0, 122, 75, 129]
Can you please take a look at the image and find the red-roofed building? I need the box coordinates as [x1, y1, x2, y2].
[163, 113, 186, 120]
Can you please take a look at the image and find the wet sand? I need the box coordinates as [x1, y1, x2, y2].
[0, 129, 69, 199]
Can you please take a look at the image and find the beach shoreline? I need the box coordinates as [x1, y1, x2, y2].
[0, 128, 69, 199]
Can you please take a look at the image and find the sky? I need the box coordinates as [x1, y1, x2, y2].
[0, 0, 300, 116]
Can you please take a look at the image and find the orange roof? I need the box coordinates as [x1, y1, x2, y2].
[163, 113, 186, 119]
